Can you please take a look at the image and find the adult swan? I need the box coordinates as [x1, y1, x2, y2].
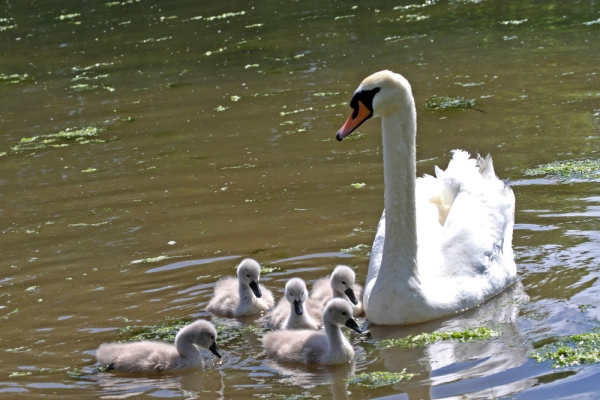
[336, 70, 517, 325]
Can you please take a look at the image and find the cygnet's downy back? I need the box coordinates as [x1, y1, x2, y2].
[262, 298, 363, 364]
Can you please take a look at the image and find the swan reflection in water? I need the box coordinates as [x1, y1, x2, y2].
[368, 281, 532, 399]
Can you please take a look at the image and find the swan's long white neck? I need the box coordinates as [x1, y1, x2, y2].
[380, 96, 418, 280]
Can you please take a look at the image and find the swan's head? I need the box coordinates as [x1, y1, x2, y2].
[237, 258, 263, 298]
[323, 298, 363, 333]
[178, 320, 222, 358]
[285, 277, 308, 315]
[336, 70, 412, 141]
[330, 265, 358, 305]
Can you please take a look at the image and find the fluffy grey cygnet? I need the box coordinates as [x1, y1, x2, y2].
[271, 277, 320, 330]
[262, 298, 363, 364]
[310, 265, 364, 320]
[206, 258, 274, 317]
[96, 320, 221, 373]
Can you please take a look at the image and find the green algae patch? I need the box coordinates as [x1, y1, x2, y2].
[382, 327, 500, 349]
[0, 73, 34, 84]
[524, 159, 600, 181]
[130, 255, 185, 265]
[119, 319, 249, 346]
[531, 332, 600, 368]
[120, 319, 192, 342]
[346, 369, 417, 388]
[425, 95, 475, 111]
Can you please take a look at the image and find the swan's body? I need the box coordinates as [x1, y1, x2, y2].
[206, 258, 274, 317]
[262, 298, 362, 364]
[271, 278, 320, 330]
[309, 265, 364, 319]
[96, 320, 221, 372]
[336, 70, 517, 325]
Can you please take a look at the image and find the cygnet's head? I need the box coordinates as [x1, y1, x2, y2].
[323, 298, 363, 333]
[330, 265, 358, 305]
[178, 320, 221, 358]
[285, 277, 308, 316]
[237, 258, 262, 298]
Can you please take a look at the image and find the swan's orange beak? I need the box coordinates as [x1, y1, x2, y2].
[336, 100, 372, 141]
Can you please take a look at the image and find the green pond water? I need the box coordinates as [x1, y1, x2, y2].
[0, 0, 599, 398]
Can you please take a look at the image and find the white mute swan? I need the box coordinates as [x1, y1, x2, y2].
[336, 70, 517, 325]
[96, 320, 221, 372]
[309, 265, 364, 319]
[206, 258, 274, 317]
[262, 298, 363, 364]
[271, 278, 320, 330]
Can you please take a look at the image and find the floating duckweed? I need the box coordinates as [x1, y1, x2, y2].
[0, 152, 6, 157]
[393, 1, 436, 10]
[245, 23, 263, 28]
[56, 13, 81, 24]
[279, 107, 314, 116]
[231, 95, 241, 101]
[399, 13, 430, 22]
[25, 286, 39, 292]
[346, 370, 417, 388]
[70, 84, 97, 91]
[531, 333, 600, 368]
[425, 95, 476, 111]
[72, 62, 115, 72]
[350, 182, 366, 189]
[500, 19, 528, 25]
[104, 0, 141, 6]
[0, 73, 34, 84]
[583, 18, 600, 25]
[245, 64, 259, 69]
[68, 221, 109, 227]
[5, 346, 30, 353]
[205, 11, 246, 21]
[121, 319, 191, 342]
[72, 74, 109, 81]
[129, 255, 184, 265]
[312, 92, 341, 97]
[260, 265, 280, 274]
[344, 132, 366, 141]
[0, 17, 16, 31]
[334, 15, 355, 20]
[9, 371, 32, 377]
[381, 327, 501, 348]
[81, 168, 98, 173]
[385, 33, 427, 42]
[524, 159, 600, 181]
[220, 164, 256, 169]
[341, 243, 370, 254]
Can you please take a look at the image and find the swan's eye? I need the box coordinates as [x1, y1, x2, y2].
[341, 281, 346, 285]
[246, 274, 250, 278]
[342, 312, 347, 316]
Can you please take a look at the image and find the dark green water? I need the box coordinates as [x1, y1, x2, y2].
[0, 0, 599, 398]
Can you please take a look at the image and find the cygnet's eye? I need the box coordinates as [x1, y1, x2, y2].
[341, 311, 347, 316]
[211, 335, 215, 340]
[341, 280, 346, 285]
[246, 274, 250, 278]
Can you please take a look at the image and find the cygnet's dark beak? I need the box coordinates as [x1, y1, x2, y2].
[345, 318, 363, 334]
[344, 288, 358, 305]
[293, 299, 304, 316]
[209, 342, 222, 358]
[249, 281, 262, 298]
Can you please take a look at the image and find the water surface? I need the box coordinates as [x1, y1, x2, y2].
[1, 0, 599, 398]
